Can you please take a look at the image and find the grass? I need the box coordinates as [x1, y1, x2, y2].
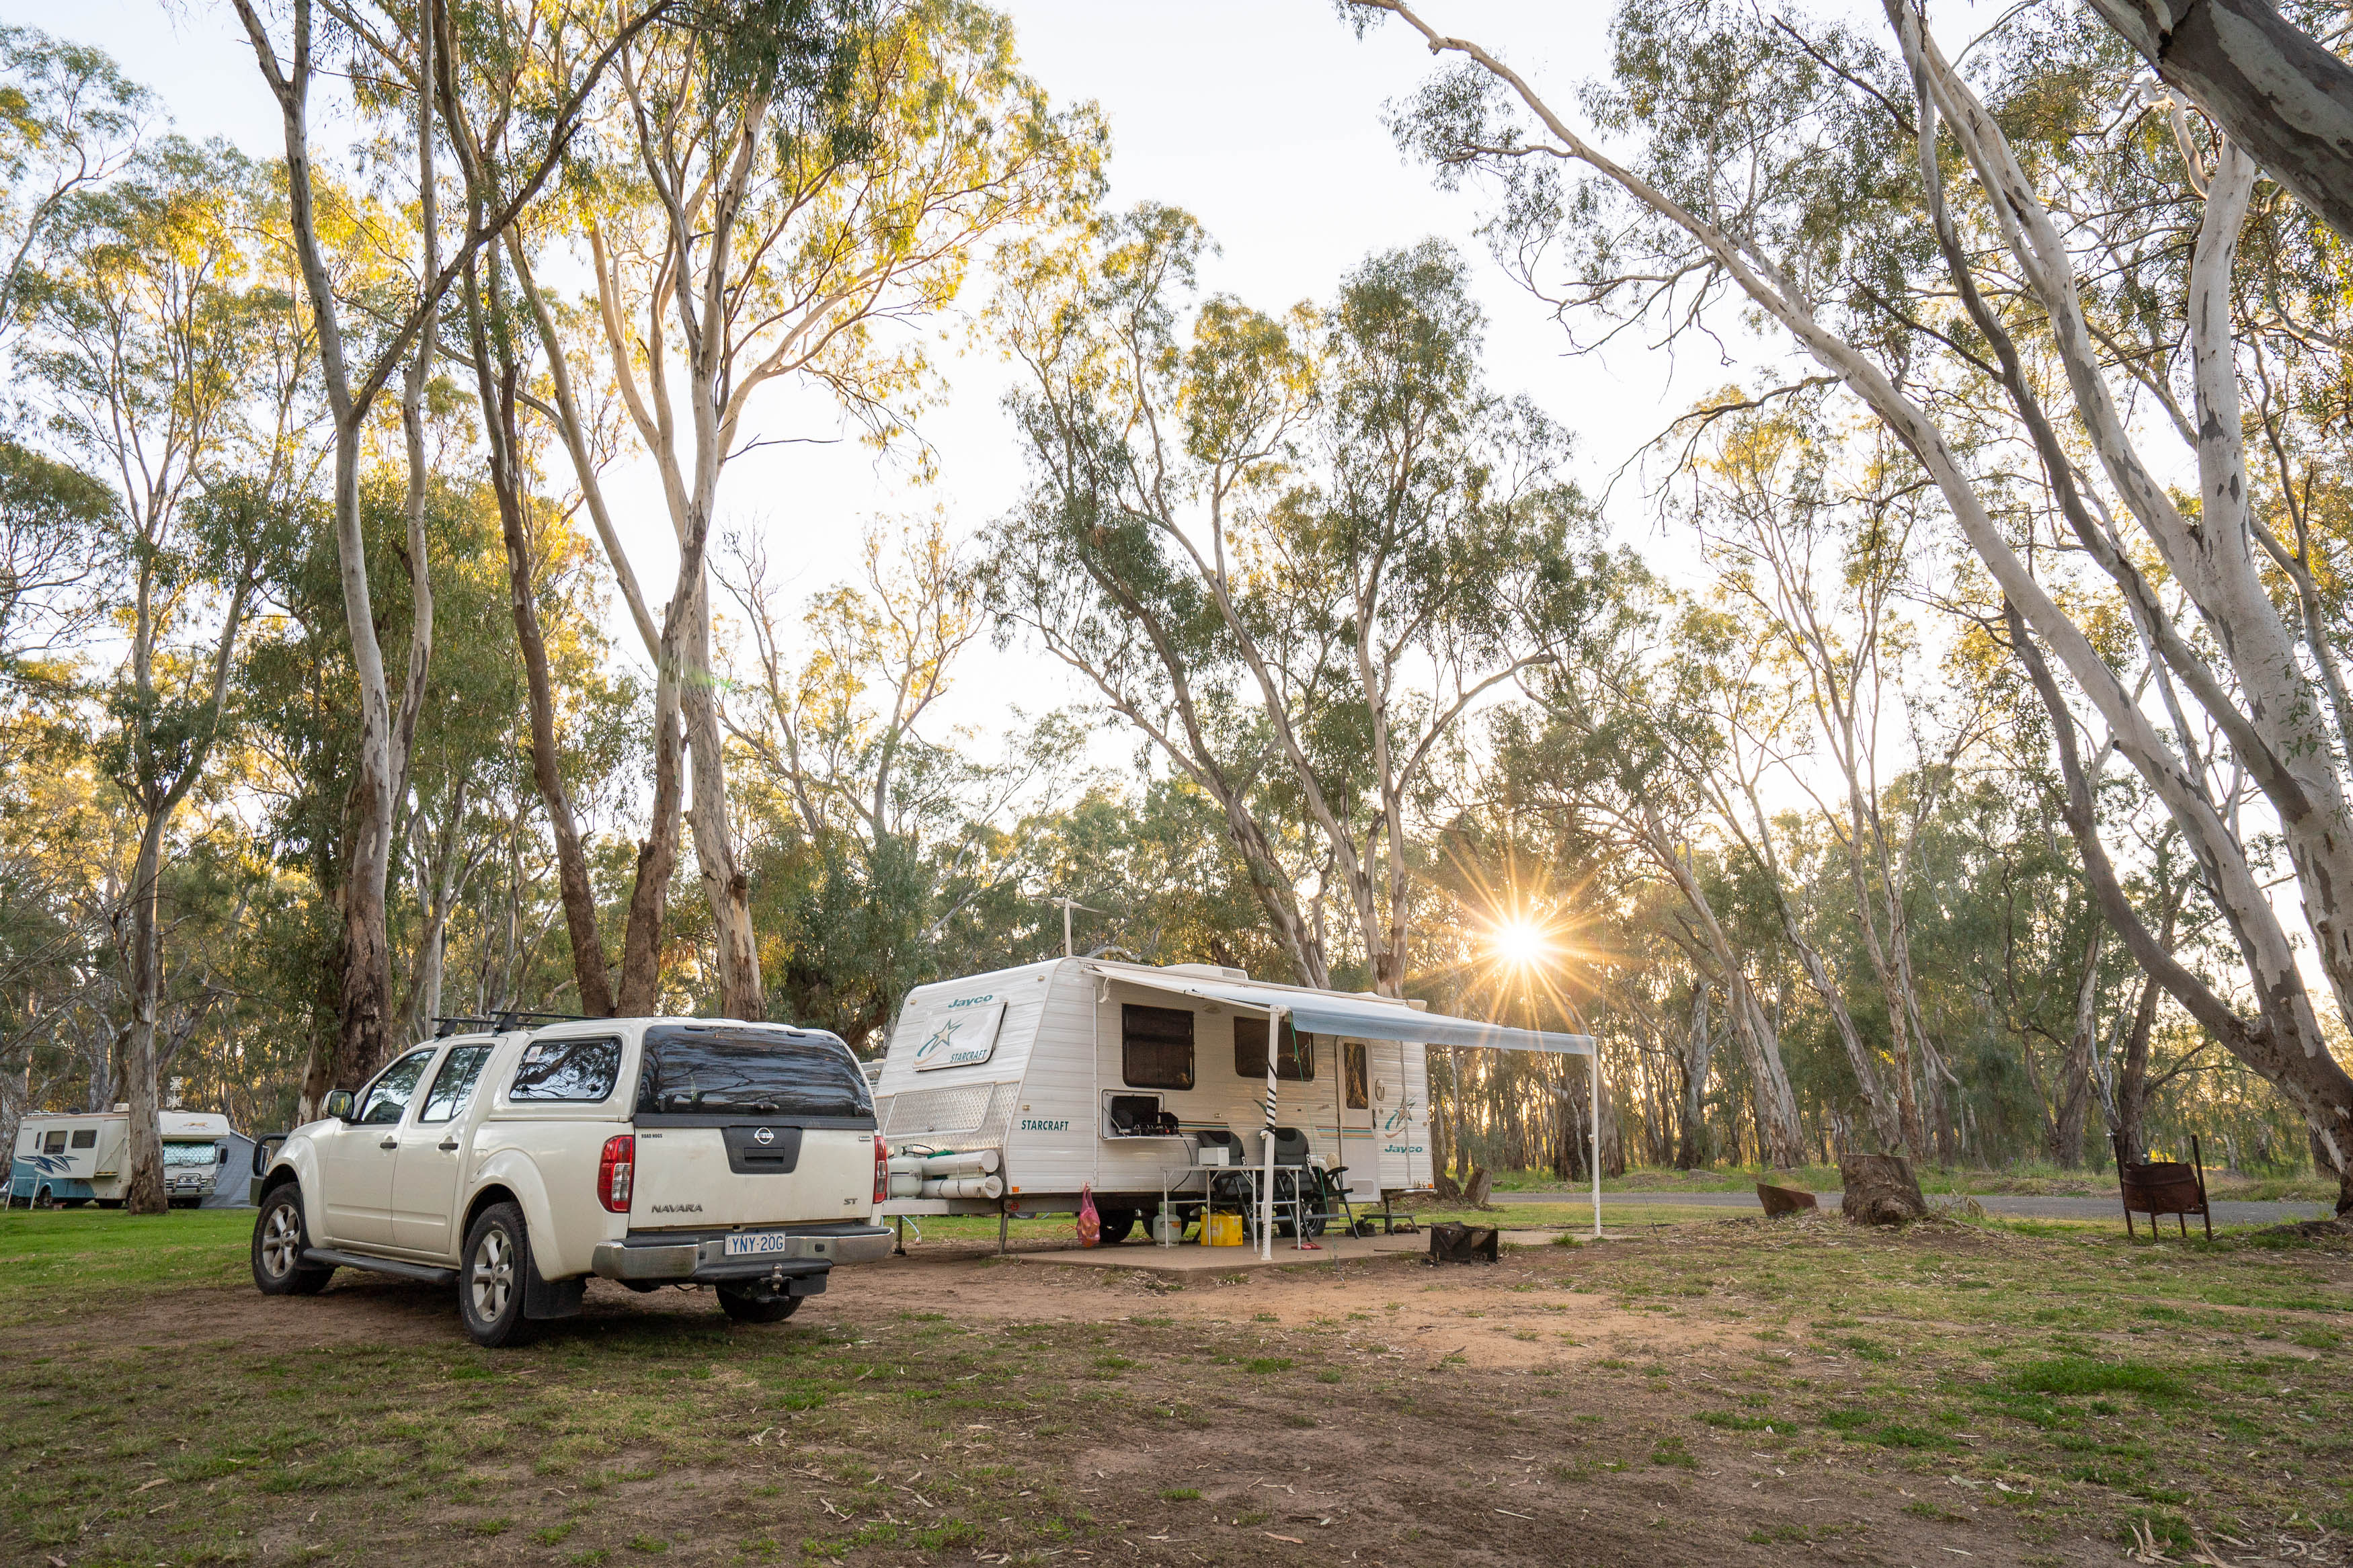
[1, 1199, 2346, 1565]
[1476, 1161, 2342, 1202]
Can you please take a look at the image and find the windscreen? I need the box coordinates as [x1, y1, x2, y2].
[634, 1024, 874, 1121]
[161, 1143, 217, 1168]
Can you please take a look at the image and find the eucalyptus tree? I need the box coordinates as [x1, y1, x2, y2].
[2077, 0, 2353, 246]
[227, 0, 657, 1104]
[426, 0, 656, 1020]
[505, 0, 1101, 1020]
[0, 26, 148, 352]
[1347, 0, 2353, 1206]
[723, 517, 1083, 1045]
[26, 140, 313, 1211]
[1490, 560, 1811, 1166]
[1683, 406, 1984, 1158]
[992, 211, 1587, 997]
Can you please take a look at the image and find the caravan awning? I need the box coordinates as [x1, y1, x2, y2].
[1090, 964, 1593, 1057]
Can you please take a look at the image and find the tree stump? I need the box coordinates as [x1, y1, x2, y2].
[1839, 1154, 1927, 1225]
[1463, 1165, 1494, 1210]
[1757, 1182, 1818, 1217]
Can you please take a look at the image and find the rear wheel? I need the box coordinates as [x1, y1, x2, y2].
[251, 1184, 333, 1296]
[717, 1283, 802, 1324]
[458, 1202, 539, 1347]
[1096, 1207, 1138, 1245]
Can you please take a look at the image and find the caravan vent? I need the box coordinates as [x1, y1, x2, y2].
[882, 1079, 1020, 1143]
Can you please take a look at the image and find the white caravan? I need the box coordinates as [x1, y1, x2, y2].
[870, 958, 1591, 1240]
[9, 1109, 240, 1207]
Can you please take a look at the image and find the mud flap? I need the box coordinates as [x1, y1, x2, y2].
[524, 1253, 586, 1320]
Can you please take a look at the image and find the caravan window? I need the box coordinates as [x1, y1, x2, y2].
[70, 1128, 96, 1149]
[1121, 1005, 1195, 1090]
[43, 1130, 65, 1154]
[1345, 1042, 1369, 1109]
[1234, 1017, 1312, 1081]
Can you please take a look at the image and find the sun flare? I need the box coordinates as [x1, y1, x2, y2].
[1489, 917, 1551, 968]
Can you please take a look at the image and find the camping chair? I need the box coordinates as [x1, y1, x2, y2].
[1270, 1126, 1363, 1239]
[2114, 1133, 2214, 1241]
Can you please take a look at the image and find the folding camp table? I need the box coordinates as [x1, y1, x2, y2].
[1156, 1159, 1311, 1249]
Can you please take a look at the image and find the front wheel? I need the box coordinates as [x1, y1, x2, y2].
[251, 1185, 333, 1295]
[458, 1202, 539, 1347]
[717, 1283, 802, 1324]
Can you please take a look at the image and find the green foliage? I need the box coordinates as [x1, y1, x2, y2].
[2007, 1358, 2188, 1401]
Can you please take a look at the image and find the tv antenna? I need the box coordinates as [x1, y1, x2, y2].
[1051, 896, 1103, 958]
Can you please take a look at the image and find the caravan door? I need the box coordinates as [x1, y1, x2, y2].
[1337, 1040, 1378, 1198]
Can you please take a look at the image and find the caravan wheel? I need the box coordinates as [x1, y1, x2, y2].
[1095, 1208, 1138, 1245]
[31, 1186, 52, 1210]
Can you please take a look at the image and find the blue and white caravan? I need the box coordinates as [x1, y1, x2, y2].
[9, 1109, 241, 1208]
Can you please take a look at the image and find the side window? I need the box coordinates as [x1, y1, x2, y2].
[510, 1038, 622, 1103]
[1234, 1017, 1313, 1081]
[418, 1045, 493, 1123]
[44, 1130, 66, 1154]
[1121, 1005, 1195, 1091]
[1345, 1042, 1369, 1110]
[70, 1128, 97, 1149]
[357, 1049, 436, 1126]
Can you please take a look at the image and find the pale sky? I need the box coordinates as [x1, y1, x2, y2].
[28, 0, 1743, 745]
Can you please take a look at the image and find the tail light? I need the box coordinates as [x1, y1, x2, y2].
[598, 1135, 634, 1213]
[873, 1139, 888, 1205]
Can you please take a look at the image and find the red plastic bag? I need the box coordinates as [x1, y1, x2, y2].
[1077, 1183, 1101, 1248]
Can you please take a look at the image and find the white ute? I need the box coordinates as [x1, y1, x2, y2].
[249, 1018, 893, 1345]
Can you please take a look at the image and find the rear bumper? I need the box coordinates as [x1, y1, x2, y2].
[592, 1223, 893, 1283]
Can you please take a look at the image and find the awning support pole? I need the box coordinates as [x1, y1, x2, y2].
[1261, 1005, 1283, 1262]
[1590, 1042, 1602, 1241]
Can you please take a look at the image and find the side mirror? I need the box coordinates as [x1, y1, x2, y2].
[323, 1090, 357, 1122]
[217, 1145, 231, 1165]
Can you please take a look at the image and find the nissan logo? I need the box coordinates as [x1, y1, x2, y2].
[753, 1127, 774, 1146]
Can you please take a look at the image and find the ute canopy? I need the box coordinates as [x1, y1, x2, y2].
[1091, 964, 1593, 1057]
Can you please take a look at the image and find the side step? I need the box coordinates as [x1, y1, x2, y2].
[303, 1247, 458, 1288]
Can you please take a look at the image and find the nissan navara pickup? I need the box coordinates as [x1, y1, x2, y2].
[249, 1018, 893, 1345]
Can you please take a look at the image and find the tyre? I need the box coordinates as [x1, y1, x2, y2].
[717, 1282, 803, 1324]
[1096, 1207, 1138, 1245]
[251, 1184, 333, 1296]
[458, 1202, 539, 1348]
[30, 1186, 51, 1210]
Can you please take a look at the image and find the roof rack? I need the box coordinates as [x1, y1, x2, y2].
[432, 1011, 594, 1038]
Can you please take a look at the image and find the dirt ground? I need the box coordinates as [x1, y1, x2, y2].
[13, 1216, 2345, 1568]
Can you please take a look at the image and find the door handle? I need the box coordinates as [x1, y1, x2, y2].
[379, 1137, 397, 1150]
[438, 1139, 459, 1152]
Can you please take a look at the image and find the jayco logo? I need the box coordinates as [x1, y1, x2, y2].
[914, 995, 1003, 1071]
